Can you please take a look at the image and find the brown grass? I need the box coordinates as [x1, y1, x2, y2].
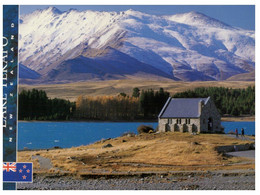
[18, 132, 255, 175]
[19, 80, 255, 101]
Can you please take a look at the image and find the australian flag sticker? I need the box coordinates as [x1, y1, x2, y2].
[3, 162, 33, 183]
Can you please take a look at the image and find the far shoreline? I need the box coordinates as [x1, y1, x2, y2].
[18, 116, 255, 123]
[221, 116, 255, 122]
[18, 119, 158, 123]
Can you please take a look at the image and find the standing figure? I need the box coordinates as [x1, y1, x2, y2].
[235, 128, 238, 138]
[241, 128, 245, 137]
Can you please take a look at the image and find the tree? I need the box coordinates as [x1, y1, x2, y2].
[118, 92, 127, 97]
[173, 86, 255, 116]
[18, 89, 75, 120]
[132, 87, 140, 98]
[75, 95, 139, 120]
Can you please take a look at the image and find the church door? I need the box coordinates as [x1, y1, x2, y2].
[208, 117, 213, 131]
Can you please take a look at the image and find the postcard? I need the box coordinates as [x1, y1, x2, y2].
[2, 3, 256, 190]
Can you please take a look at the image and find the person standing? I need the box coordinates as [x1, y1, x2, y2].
[241, 128, 245, 137]
[235, 128, 238, 138]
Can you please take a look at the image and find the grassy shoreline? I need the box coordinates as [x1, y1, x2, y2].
[18, 132, 255, 176]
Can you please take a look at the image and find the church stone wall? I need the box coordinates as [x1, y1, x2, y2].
[158, 98, 222, 134]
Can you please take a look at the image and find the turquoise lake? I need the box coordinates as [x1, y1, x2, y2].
[18, 121, 255, 150]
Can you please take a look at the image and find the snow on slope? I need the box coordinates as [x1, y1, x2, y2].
[165, 11, 233, 29]
[19, 7, 255, 82]
[20, 7, 125, 73]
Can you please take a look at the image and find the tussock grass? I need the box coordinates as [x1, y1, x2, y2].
[19, 80, 255, 101]
[18, 132, 254, 174]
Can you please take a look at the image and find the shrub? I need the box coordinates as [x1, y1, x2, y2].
[137, 125, 154, 134]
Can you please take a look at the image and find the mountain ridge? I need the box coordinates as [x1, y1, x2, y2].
[19, 7, 255, 84]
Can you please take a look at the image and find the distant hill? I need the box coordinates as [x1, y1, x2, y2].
[226, 71, 255, 81]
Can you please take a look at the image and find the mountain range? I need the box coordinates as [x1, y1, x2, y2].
[19, 7, 255, 84]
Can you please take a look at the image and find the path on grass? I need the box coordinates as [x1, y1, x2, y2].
[32, 155, 52, 169]
[224, 134, 255, 141]
[226, 150, 255, 159]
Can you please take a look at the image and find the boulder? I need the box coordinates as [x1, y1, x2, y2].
[102, 144, 113, 148]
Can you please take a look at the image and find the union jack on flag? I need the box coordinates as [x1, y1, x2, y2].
[3, 162, 17, 172]
[3, 162, 33, 182]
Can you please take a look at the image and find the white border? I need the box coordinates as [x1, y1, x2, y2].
[0, 0, 258, 194]
[0, 0, 257, 5]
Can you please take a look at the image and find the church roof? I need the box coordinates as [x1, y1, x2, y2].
[158, 97, 210, 118]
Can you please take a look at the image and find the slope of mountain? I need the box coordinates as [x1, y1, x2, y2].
[226, 71, 255, 81]
[164, 11, 233, 29]
[41, 48, 177, 83]
[19, 7, 255, 83]
[19, 64, 41, 79]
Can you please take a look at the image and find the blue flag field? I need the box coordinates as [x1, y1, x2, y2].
[3, 162, 33, 183]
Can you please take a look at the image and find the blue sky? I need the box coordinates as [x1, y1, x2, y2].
[20, 5, 255, 30]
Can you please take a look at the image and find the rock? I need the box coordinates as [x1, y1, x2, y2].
[52, 146, 62, 149]
[23, 147, 29, 151]
[101, 138, 112, 143]
[127, 133, 134, 137]
[190, 142, 200, 146]
[102, 144, 113, 148]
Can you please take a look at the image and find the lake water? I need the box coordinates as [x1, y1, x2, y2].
[18, 121, 255, 150]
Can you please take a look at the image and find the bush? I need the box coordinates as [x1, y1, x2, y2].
[137, 125, 154, 134]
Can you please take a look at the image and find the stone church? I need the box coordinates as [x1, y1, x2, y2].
[158, 97, 223, 133]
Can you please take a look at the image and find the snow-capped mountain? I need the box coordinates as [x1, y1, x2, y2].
[19, 7, 255, 83]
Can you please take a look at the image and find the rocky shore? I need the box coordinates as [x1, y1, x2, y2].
[17, 170, 255, 190]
